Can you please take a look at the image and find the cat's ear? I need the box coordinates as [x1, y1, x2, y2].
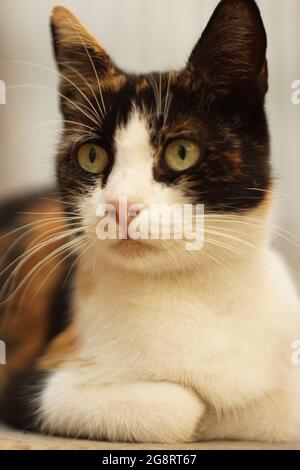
[51, 6, 114, 80]
[187, 0, 268, 95]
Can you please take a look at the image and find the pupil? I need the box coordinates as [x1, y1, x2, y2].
[89, 147, 97, 164]
[178, 145, 186, 160]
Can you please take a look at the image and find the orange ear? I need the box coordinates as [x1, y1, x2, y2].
[51, 6, 113, 76]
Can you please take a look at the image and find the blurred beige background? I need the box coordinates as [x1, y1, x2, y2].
[0, 0, 299, 282]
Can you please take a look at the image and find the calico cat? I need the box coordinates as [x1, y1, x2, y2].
[0, 0, 299, 443]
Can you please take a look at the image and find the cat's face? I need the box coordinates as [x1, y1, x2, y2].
[51, 0, 271, 273]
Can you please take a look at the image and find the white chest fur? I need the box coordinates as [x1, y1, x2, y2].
[39, 246, 300, 442]
[74, 248, 300, 410]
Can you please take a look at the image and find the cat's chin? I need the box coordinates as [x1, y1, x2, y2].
[106, 244, 166, 273]
[109, 239, 160, 263]
[95, 239, 199, 274]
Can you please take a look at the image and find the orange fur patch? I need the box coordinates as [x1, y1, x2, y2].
[0, 198, 71, 387]
[38, 327, 77, 370]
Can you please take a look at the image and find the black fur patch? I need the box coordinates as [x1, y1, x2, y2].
[0, 368, 48, 431]
[46, 261, 74, 341]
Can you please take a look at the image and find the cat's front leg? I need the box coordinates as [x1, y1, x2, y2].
[38, 369, 205, 443]
[198, 388, 300, 443]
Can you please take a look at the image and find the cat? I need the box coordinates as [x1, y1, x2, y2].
[0, 0, 299, 443]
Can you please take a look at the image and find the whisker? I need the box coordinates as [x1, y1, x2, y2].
[246, 187, 300, 202]
[17, 211, 82, 217]
[163, 74, 172, 130]
[0, 216, 78, 242]
[27, 237, 89, 307]
[148, 74, 160, 118]
[60, 62, 105, 125]
[204, 214, 300, 249]
[0, 227, 83, 292]
[0, 217, 81, 266]
[8, 84, 101, 128]
[203, 238, 256, 263]
[0, 235, 84, 305]
[179, 211, 299, 247]
[8, 236, 88, 325]
[158, 72, 162, 116]
[38, 196, 80, 208]
[1, 59, 102, 125]
[63, 12, 106, 119]
[25, 222, 83, 250]
[63, 239, 93, 288]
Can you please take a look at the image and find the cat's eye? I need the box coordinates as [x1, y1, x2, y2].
[76, 143, 109, 175]
[164, 140, 201, 172]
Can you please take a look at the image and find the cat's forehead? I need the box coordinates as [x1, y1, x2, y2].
[98, 70, 205, 145]
[109, 70, 201, 106]
[114, 106, 152, 160]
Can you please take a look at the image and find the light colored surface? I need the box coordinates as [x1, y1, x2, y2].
[0, 427, 299, 450]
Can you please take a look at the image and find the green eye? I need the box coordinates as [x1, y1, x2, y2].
[164, 140, 201, 172]
[77, 143, 108, 174]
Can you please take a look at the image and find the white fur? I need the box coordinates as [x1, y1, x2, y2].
[39, 109, 300, 443]
[40, 376, 205, 443]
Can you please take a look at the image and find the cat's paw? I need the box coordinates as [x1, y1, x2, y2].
[104, 382, 206, 443]
[39, 371, 205, 443]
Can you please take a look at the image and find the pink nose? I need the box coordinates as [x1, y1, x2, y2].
[107, 200, 145, 226]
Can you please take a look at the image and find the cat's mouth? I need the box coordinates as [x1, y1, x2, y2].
[111, 238, 160, 257]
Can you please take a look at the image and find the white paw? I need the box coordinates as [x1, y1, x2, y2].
[39, 371, 205, 443]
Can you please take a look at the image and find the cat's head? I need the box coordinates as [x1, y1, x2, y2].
[51, 0, 271, 273]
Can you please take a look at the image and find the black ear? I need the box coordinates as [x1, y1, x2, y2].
[187, 0, 268, 95]
[51, 6, 114, 85]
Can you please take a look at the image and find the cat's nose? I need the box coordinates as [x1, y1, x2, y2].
[107, 199, 145, 226]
